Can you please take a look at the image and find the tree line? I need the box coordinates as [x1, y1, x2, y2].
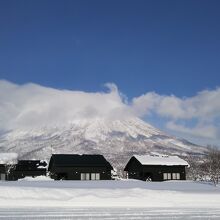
[186, 147, 220, 186]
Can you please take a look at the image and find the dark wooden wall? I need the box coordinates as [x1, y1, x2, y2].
[49, 166, 112, 180]
[10, 169, 47, 180]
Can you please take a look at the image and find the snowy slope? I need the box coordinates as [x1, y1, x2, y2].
[0, 117, 206, 170]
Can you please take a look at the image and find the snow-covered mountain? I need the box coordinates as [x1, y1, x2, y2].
[0, 117, 206, 171]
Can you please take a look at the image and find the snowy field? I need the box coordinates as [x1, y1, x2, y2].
[0, 207, 220, 219]
[0, 179, 220, 219]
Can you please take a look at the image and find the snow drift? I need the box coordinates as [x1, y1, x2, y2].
[0, 180, 219, 208]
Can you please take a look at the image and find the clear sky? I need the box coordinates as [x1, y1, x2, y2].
[0, 0, 220, 146]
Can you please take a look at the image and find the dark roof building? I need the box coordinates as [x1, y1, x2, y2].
[124, 154, 189, 181]
[48, 154, 113, 180]
[0, 153, 47, 181]
[10, 160, 47, 180]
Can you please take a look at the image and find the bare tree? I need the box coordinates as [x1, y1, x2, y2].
[203, 147, 220, 186]
[186, 155, 205, 181]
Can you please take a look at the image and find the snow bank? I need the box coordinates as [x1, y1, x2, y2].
[0, 180, 219, 208]
[0, 153, 18, 164]
[134, 154, 189, 166]
[18, 176, 53, 181]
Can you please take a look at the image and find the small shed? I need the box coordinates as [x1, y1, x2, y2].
[48, 154, 113, 180]
[124, 154, 189, 181]
[0, 153, 18, 181]
[11, 160, 47, 180]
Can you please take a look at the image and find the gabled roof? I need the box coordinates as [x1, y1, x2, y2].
[48, 154, 113, 170]
[0, 153, 18, 164]
[133, 154, 189, 166]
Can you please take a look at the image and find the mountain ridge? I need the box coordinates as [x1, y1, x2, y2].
[0, 117, 206, 171]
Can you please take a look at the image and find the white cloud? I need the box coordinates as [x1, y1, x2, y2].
[0, 80, 131, 130]
[0, 80, 219, 145]
[131, 88, 220, 141]
[166, 121, 218, 139]
[131, 88, 220, 121]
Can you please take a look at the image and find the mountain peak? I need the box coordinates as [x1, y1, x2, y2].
[0, 117, 206, 171]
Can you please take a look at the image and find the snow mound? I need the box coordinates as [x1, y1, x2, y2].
[18, 176, 53, 181]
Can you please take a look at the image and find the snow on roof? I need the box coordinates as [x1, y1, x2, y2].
[134, 154, 189, 166]
[0, 153, 18, 164]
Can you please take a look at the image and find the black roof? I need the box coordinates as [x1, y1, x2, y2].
[15, 160, 47, 171]
[17, 160, 47, 167]
[48, 154, 113, 170]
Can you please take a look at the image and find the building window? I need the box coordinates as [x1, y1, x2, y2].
[80, 173, 86, 180]
[81, 173, 100, 180]
[91, 173, 96, 180]
[167, 173, 171, 180]
[91, 173, 100, 180]
[172, 173, 180, 180]
[176, 173, 180, 180]
[85, 173, 90, 180]
[95, 173, 100, 180]
[163, 173, 172, 180]
[163, 173, 168, 180]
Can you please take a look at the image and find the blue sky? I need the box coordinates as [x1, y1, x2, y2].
[0, 0, 220, 146]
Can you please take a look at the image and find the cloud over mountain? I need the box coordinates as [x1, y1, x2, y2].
[0, 80, 219, 145]
[0, 80, 131, 131]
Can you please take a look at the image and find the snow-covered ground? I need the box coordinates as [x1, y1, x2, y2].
[0, 179, 220, 219]
[0, 179, 220, 208]
[0, 207, 220, 219]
